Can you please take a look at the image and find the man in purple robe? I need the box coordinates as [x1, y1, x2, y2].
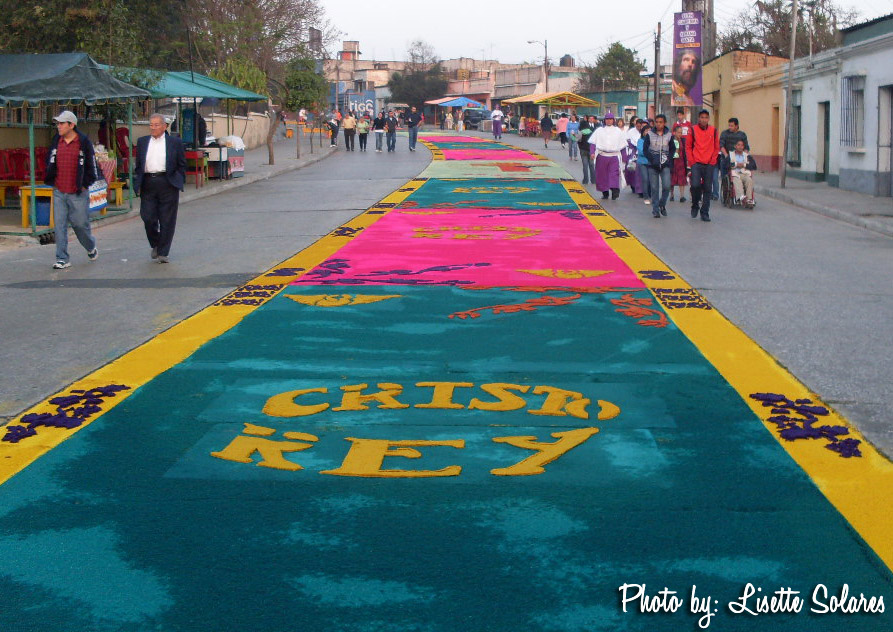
[592, 112, 628, 200]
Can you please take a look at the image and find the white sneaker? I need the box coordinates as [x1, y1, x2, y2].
[52, 260, 70, 269]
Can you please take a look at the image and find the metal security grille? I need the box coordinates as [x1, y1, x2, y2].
[841, 75, 865, 147]
[788, 91, 802, 164]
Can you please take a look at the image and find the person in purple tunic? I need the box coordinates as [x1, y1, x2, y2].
[592, 112, 628, 200]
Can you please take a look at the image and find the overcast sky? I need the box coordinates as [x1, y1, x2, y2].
[323, 0, 891, 70]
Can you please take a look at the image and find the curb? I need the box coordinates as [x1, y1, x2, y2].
[3, 144, 336, 246]
[754, 184, 893, 238]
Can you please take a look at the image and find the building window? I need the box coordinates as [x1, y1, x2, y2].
[841, 75, 865, 147]
[788, 90, 801, 164]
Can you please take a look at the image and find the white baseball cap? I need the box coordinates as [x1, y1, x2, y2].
[53, 110, 78, 125]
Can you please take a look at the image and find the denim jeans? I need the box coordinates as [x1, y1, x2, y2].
[374, 132, 384, 151]
[637, 163, 651, 198]
[53, 189, 95, 263]
[386, 131, 396, 151]
[580, 151, 595, 184]
[568, 141, 578, 159]
[408, 126, 418, 150]
[648, 167, 672, 214]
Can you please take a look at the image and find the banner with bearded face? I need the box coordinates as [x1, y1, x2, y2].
[672, 12, 703, 107]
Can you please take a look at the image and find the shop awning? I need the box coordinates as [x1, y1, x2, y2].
[0, 53, 150, 108]
[425, 96, 484, 108]
[501, 91, 599, 107]
[100, 66, 267, 101]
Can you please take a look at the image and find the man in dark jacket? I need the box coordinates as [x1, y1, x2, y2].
[578, 116, 596, 184]
[134, 113, 187, 263]
[385, 111, 399, 152]
[405, 106, 422, 151]
[641, 114, 676, 218]
[540, 113, 554, 148]
[44, 110, 99, 269]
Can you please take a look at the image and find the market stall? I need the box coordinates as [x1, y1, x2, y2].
[425, 96, 485, 127]
[0, 53, 149, 238]
[501, 91, 600, 123]
[125, 69, 267, 180]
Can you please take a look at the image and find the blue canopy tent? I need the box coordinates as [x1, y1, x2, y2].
[430, 97, 484, 108]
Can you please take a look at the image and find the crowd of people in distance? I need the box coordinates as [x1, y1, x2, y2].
[322, 105, 756, 223]
[556, 108, 754, 221]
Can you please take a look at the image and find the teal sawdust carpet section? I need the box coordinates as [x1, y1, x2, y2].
[399, 177, 578, 210]
[0, 136, 889, 632]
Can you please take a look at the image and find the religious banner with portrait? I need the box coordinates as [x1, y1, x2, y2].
[672, 11, 703, 107]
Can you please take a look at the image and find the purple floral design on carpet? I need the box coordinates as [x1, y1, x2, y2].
[331, 226, 363, 237]
[478, 210, 584, 220]
[3, 385, 131, 443]
[265, 267, 305, 277]
[749, 392, 862, 458]
[639, 270, 676, 280]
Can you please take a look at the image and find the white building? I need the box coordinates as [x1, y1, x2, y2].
[787, 13, 893, 197]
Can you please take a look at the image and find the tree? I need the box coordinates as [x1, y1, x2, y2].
[718, 0, 860, 57]
[209, 57, 269, 96]
[183, 0, 338, 80]
[575, 43, 646, 94]
[387, 40, 447, 108]
[283, 58, 327, 112]
[0, 0, 186, 68]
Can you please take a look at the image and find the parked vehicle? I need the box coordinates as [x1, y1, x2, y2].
[462, 108, 492, 130]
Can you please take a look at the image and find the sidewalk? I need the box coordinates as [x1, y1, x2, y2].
[0, 126, 335, 246]
[753, 172, 893, 238]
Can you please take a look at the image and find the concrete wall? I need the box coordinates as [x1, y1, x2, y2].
[207, 112, 271, 150]
[838, 38, 893, 196]
[790, 61, 840, 185]
[728, 67, 785, 171]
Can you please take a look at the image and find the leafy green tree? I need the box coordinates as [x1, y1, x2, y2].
[388, 65, 448, 108]
[283, 58, 327, 112]
[0, 0, 186, 68]
[209, 57, 269, 96]
[718, 0, 859, 57]
[575, 43, 646, 94]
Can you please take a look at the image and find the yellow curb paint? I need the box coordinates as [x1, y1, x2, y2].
[562, 179, 893, 572]
[0, 179, 425, 486]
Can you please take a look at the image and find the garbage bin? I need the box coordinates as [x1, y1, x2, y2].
[35, 199, 51, 226]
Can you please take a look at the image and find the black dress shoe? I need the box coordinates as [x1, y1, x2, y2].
[691, 207, 699, 218]
[660, 205, 667, 216]
[652, 210, 661, 218]
[602, 192, 609, 199]
[701, 214, 711, 222]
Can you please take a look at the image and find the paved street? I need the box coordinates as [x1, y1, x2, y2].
[0, 130, 890, 631]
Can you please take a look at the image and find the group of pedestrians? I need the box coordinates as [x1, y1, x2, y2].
[328, 106, 425, 153]
[565, 108, 753, 222]
[46, 110, 186, 269]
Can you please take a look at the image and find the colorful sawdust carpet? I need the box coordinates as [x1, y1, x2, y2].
[0, 134, 889, 632]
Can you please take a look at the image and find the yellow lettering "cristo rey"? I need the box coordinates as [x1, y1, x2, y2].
[262, 381, 620, 421]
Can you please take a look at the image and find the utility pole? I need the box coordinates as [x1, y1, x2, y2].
[544, 40, 549, 93]
[780, 0, 799, 189]
[654, 23, 661, 118]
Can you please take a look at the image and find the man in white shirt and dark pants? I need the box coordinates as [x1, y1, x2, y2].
[134, 114, 186, 263]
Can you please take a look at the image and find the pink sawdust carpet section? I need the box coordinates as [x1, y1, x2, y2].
[440, 148, 541, 161]
[419, 135, 485, 143]
[294, 208, 643, 288]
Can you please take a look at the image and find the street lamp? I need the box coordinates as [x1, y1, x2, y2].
[527, 39, 549, 93]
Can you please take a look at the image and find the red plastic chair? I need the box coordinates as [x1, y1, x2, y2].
[8, 151, 30, 180]
[0, 150, 13, 180]
[184, 150, 206, 188]
[115, 127, 136, 174]
[33, 147, 47, 180]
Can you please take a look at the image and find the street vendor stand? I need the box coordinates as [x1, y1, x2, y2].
[425, 96, 485, 128]
[501, 91, 600, 121]
[128, 70, 266, 181]
[0, 53, 149, 239]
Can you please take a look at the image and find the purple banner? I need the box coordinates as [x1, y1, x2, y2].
[672, 11, 703, 107]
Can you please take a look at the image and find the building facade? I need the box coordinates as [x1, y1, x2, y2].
[787, 14, 893, 196]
